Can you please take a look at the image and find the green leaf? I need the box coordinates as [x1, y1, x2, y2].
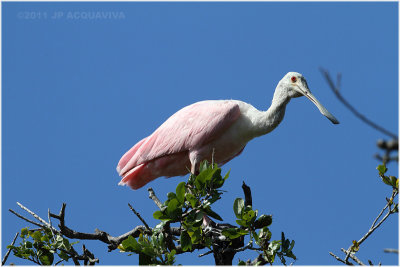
[176, 182, 186, 204]
[377, 164, 388, 174]
[167, 249, 176, 265]
[41, 235, 49, 243]
[121, 235, 141, 253]
[142, 247, 156, 257]
[289, 240, 295, 251]
[269, 240, 281, 252]
[195, 167, 218, 188]
[153, 211, 170, 221]
[58, 250, 70, 261]
[180, 231, 192, 252]
[212, 178, 225, 189]
[54, 235, 64, 249]
[190, 228, 202, 244]
[221, 228, 248, 239]
[233, 198, 245, 218]
[139, 252, 153, 265]
[21, 227, 29, 237]
[389, 176, 397, 187]
[30, 231, 42, 242]
[167, 192, 177, 200]
[204, 206, 223, 221]
[62, 238, 71, 250]
[223, 170, 230, 180]
[38, 249, 54, 265]
[242, 208, 257, 224]
[199, 160, 209, 173]
[236, 219, 248, 227]
[195, 211, 204, 223]
[381, 175, 392, 186]
[153, 210, 163, 220]
[238, 260, 246, 265]
[254, 214, 273, 229]
[259, 227, 272, 242]
[167, 198, 181, 219]
[186, 193, 198, 208]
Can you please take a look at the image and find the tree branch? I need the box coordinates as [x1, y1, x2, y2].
[9, 209, 44, 228]
[330, 251, 353, 265]
[148, 187, 163, 209]
[383, 248, 398, 254]
[2, 232, 19, 265]
[319, 68, 398, 139]
[16, 202, 56, 231]
[48, 203, 152, 251]
[343, 190, 398, 263]
[340, 248, 365, 265]
[128, 203, 151, 232]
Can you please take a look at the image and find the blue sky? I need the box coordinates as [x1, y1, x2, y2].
[2, 1, 398, 265]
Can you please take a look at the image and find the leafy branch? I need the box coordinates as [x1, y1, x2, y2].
[5, 161, 296, 265]
[329, 164, 398, 265]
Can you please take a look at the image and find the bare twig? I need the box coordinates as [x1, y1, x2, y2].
[2, 232, 19, 265]
[358, 191, 397, 245]
[341, 248, 365, 265]
[9, 209, 44, 228]
[128, 203, 151, 232]
[16, 202, 56, 231]
[48, 208, 57, 239]
[344, 190, 398, 263]
[329, 251, 353, 265]
[59, 244, 99, 265]
[383, 248, 399, 254]
[48, 203, 151, 251]
[148, 187, 163, 209]
[248, 253, 269, 265]
[370, 192, 393, 228]
[55, 258, 65, 265]
[198, 250, 213, 257]
[319, 68, 398, 139]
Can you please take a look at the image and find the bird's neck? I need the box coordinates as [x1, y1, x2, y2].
[254, 86, 290, 136]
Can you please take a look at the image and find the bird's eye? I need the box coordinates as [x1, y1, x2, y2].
[291, 76, 297, 83]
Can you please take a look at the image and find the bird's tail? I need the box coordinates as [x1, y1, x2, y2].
[116, 137, 148, 175]
[118, 163, 155, 190]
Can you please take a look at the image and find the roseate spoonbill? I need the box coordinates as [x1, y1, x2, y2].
[117, 72, 339, 190]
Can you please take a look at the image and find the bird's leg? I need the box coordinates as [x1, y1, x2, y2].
[189, 152, 200, 176]
[191, 163, 200, 176]
[202, 214, 212, 227]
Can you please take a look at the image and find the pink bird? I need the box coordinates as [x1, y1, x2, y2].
[117, 72, 339, 190]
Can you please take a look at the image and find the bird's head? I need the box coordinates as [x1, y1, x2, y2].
[279, 72, 339, 124]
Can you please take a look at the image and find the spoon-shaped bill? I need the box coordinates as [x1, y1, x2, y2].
[304, 92, 340, 124]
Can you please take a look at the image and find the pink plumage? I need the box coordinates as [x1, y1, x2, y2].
[117, 100, 242, 189]
[117, 72, 339, 190]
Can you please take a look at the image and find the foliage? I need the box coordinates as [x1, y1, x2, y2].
[118, 234, 176, 265]
[7, 227, 78, 265]
[376, 163, 398, 213]
[329, 162, 398, 265]
[377, 164, 399, 192]
[118, 160, 296, 265]
[6, 161, 296, 265]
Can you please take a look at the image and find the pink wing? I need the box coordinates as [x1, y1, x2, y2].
[117, 100, 241, 176]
